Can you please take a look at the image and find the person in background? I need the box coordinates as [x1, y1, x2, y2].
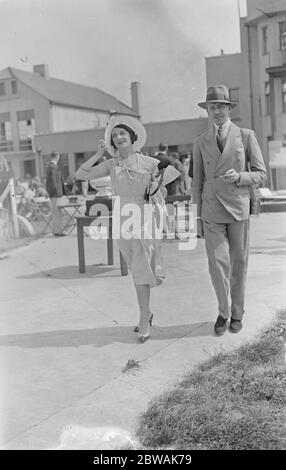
[186, 152, 193, 194]
[154, 142, 173, 171]
[65, 175, 77, 195]
[192, 85, 267, 335]
[30, 177, 49, 198]
[46, 151, 66, 237]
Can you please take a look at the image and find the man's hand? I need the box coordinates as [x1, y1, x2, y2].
[220, 169, 240, 184]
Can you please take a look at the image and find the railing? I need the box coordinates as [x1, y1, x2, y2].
[0, 178, 19, 237]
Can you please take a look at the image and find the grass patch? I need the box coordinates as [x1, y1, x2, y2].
[136, 310, 286, 450]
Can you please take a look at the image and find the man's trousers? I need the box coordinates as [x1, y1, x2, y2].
[203, 219, 249, 320]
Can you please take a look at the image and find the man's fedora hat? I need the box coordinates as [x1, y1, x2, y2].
[198, 85, 238, 109]
[105, 115, 147, 157]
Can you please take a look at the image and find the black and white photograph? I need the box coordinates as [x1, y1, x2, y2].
[0, 0, 286, 455]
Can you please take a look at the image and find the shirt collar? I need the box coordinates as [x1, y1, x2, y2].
[214, 119, 232, 136]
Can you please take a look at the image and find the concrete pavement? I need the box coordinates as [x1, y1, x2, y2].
[0, 212, 285, 449]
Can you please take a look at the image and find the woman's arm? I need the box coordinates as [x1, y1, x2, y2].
[74, 139, 110, 181]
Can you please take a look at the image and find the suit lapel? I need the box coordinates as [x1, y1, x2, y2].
[215, 123, 241, 174]
[204, 127, 221, 162]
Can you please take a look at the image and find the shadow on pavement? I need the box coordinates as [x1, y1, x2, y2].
[250, 244, 286, 250]
[267, 236, 286, 243]
[17, 265, 123, 280]
[250, 248, 286, 256]
[0, 321, 214, 349]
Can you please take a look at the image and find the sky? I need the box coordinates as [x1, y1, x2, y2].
[0, 0, 247, 123]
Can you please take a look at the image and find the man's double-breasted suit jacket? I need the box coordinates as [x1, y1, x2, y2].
[192, 122, 267, 223]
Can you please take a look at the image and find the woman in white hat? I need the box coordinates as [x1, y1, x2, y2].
[75, 115, 175, 343]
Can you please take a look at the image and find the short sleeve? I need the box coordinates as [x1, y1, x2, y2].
[150, 157, 160, 179]
[140, 154, 159, 177]
[149, 156, 159, 176]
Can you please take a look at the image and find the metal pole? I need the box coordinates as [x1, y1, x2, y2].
[237, 0, 242, 51]
[9, 178, 19, 237]
[237, 0, 241, 18]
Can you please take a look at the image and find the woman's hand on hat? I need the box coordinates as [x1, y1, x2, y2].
[97, 139, 106, 156]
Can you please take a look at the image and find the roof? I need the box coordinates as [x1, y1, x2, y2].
[34, 117, 209, 154]
[266, 64, 286, 77]
[0, 67, 137, 116]
[245, 9, 286, 25]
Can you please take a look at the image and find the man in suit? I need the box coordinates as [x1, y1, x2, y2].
[46, 151, 66, 236]
[154, 142, 173, 170]
[192, 85, 267, 335]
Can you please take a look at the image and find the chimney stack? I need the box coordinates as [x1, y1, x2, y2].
[131, 81, 142, 118]
[33, 64, 50, 79]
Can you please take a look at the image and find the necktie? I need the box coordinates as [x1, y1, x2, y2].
[217, 125, 225, 153]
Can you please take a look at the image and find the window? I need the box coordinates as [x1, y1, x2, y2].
[229, 88, 240, 119]
[59, 153, 69, 180]
[279, 21, 286, 50]
[0, 82, 5, 96]
[23, 160, 36, 178]
[282, 79, 286, 113]
[17, 109, 35, 150]
[0, 112, 13, 151]
[229, 88, 239, 103]
[11, 80, 17, 94]
[262, 26, 268, 55]
[265, 82, 271, 115]
[168, 145, 179, 154]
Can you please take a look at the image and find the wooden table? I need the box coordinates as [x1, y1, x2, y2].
[166, 194, 191, 204]
[75, 215, 128, 276]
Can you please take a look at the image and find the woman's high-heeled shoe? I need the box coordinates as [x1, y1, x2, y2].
[137, 333, 150, 343]
[133, 313, 153, 332]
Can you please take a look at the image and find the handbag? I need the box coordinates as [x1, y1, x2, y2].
[144, 164, 182, 202]
[240, 130, 261, 216]
[144, 169, 165, 202]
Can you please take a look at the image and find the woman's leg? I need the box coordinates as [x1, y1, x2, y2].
[134, 283, 151, 335]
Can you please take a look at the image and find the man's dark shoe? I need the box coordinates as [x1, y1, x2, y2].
[214, 315, 228, 335]
[229, 318, 242, 333]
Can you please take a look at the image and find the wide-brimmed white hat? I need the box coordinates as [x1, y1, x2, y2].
[104, 115, 147, 157]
